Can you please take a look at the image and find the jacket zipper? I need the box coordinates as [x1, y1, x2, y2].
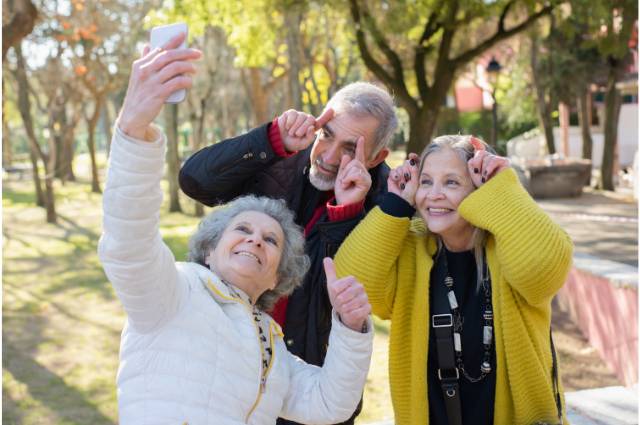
[204, 279, 276, 423]
[244, 314, 277, 423]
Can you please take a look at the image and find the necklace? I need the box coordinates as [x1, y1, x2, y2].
[221, 279, 272, 387]
[440, 247, 494, 383]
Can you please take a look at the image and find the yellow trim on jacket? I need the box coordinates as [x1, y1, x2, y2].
[335, 168, 573, 425]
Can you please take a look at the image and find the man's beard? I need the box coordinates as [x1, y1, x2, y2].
[309, 158, 338, 191]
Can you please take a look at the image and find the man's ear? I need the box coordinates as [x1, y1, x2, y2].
[367, 147, 389, 169]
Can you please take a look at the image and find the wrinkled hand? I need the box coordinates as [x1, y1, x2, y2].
[118, 32, 201, 140]
[324, 257, 371, 333]
[387, 153, 420, 206]
[277, 108, 334, 152]
[334, 137, 371, 206]
[467, 137, 510, 187]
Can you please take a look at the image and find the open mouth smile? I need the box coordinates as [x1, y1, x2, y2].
[427, 207, 454, 216]
[235, 251, 261, 264]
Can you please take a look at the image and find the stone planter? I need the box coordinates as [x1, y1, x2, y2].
[521, 159, 592, 199]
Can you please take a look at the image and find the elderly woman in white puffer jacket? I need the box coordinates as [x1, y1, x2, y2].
[98, 32, 373, 425]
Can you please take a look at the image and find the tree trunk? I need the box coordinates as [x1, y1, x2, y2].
[86, 97, 103, 193]
[102, 98, 113, 157]
[2, 117, 11, 167]
[2, 0, 38, 60]
[558, 102, 570, 156]
[60, 126, 76, 182]
[221, 88, 233, 139]
[407, 107, 438, 156]
[285, 7, 304, 111]
[164, 104, 182, 213]
[246, 68, 269, 125]
[490, 94, 498, 147]
[577, 86, 593, 161]
[52, 101, 66, 180]
[530, 34, 556, 155]
[599, 67, 622, 191]
[2, 78, 12, 167]
[43, 155, 57, 222]
[14, 44, 56, 222]
[58, 101, 81, 183]
[53, 134, 63, 179]
[190, 102, 206, 217]
[28, 145, 44, 206]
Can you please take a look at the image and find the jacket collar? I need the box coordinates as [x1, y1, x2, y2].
[193, 263, 285, 336]
[190, 263, 241, 305]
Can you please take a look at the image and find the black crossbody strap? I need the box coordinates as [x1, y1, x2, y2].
[550, 329, 563, 424]
[432, 314, 463, 425]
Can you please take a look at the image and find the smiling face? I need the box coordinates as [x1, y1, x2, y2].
[415, 148, 476, 251]
[308, 111, 385, 190]
[205, 211, 284, 302]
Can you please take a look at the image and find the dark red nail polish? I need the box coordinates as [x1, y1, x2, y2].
[404, 173, 410, 180]
[474, 168, 479, 174]
[400, 183, 405, 190]
[481, 177, 486, 183]
[410, 159, 416, 166]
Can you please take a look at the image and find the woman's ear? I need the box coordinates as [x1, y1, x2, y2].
[204, 250, 214, 267]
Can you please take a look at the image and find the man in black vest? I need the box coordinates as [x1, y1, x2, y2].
[179, 82, 397, 424]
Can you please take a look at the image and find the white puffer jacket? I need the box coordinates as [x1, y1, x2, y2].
[98, 126, 373, 425]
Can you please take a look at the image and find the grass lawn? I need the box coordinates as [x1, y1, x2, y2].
[2, 158, 394, 424]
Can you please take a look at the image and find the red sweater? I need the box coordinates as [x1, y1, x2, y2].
[268, 118, 364, 326]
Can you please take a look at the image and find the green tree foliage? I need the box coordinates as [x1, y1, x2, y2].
[349, 0, 555, 155]
[497, 43, 539, 139]
[148, 0, 360, 119]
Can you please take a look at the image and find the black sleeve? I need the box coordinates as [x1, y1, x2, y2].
[317, 214, 365, 259]
[179, 123, 281, 206]
[379, 192, 416, 218]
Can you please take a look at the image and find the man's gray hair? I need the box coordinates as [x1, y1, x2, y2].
[326, 81, 398, 156]
[188, 195, 310, 311]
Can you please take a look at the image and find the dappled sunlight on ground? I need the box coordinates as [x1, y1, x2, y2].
[2, 175, 201, 424]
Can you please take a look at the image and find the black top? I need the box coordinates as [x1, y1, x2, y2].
[428, 247, 496, 425]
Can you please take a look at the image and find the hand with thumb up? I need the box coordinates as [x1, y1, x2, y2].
[323, 257, 371, 333]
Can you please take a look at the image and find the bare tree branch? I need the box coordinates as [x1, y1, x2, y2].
[360, 6, 405, 85]
[452, 3, 554, 67]
[498, 1, 515, 33]
[349, 0, 417, 114]
[414, 4, 447, 104]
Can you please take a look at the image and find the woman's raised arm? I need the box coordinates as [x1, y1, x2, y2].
[98, 35, 201, 332]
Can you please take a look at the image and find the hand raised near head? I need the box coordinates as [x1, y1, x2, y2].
[324, 257, 371, 333]
[334, 136, 372, 206]
[118, 32, 201, 141]
[387, 153, 420, 206]
[276, 108, 334, 153]
[466, 136, 510, 188]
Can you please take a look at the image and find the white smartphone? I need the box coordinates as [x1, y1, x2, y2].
[150, 22, 188, 104]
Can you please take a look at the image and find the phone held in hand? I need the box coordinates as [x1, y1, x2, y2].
[149, 22, 188, 104]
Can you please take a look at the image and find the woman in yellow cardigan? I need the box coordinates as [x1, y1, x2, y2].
[334, 135, 573, 425]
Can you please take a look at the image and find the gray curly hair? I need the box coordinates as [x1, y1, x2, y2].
[188, 195, 310, 311]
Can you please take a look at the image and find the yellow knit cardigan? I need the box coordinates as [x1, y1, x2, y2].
[334, 169, 573, 425]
